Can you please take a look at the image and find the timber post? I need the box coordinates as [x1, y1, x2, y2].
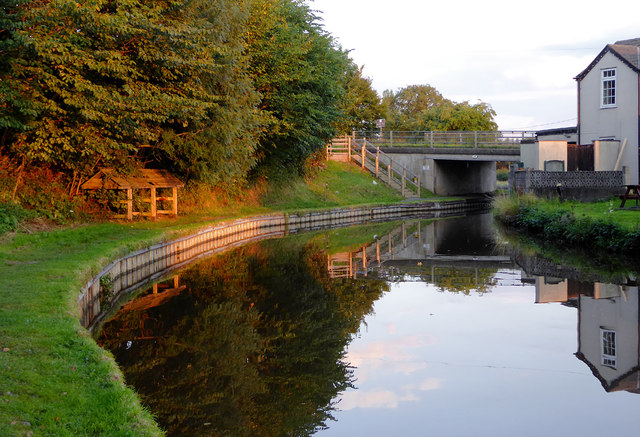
[361, 139, 366, 169]
[126, 189, 133, 221]
[172, 187, 178, 216]
[150, 187, 157, 219]
[347, 137, 351, 163]
[375, 147, 380, 176]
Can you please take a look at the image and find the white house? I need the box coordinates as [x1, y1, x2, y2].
[575, 38, 640, 184]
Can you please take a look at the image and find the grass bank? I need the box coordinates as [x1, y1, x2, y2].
[0, 161, 432, 436]
[493, 195, 640, 257]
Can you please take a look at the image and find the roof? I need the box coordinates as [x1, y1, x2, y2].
[81, 168, 185, 190]
[575, 38, 640, 80]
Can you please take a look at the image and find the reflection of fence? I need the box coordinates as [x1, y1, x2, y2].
[328, 222, 420, 278]
[327, 136, 421, 197]
[352, 131, 535, 149]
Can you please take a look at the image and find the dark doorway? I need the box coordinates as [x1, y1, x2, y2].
[567, 144, 594, 171]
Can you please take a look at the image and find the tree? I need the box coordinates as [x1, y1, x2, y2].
[245, 0, 350, 174]
[335, 63, 384, 133]
[0, 0, 261, 186]
[382, 84, 497, 131]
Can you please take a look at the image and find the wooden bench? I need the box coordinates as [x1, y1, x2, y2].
[619, 184, 640, 208]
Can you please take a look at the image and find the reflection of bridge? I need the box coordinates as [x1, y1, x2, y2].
[328, 132, 526, 196]
[327, 214, 516, 280]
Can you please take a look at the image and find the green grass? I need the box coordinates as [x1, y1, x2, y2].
[0, 161, 457, 436]
[261, 161, 404, 210]
[493, 194, 640, 256]
[500, 196, 640, 230]
[0, 224, 165, 436]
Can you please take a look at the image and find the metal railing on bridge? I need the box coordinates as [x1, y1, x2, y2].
[353, 130, 536, 149]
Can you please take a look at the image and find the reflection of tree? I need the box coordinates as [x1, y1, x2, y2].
[429, 267, 497, 295]
[98, 238, 387, 436]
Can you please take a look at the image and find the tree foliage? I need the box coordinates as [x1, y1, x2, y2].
[0, 0, 352, 195]
[246, 0, 350, 174]
[335, 63, 384, 133]
[382, 84, 497, 131]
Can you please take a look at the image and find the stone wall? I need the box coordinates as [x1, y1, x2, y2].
[509, 169, 624, 201]
[81, 199, 490, 332]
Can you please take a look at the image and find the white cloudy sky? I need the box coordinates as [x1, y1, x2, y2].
[310, 0, 639, 130]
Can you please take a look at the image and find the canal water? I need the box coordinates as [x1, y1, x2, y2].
[97, 212, 640, 436]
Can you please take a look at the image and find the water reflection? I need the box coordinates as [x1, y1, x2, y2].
[98, 214, 640, 436]
[534, 277, 640, 393]
[98, 239, 388, 436]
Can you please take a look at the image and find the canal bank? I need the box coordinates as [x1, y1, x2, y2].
[0, 198, 487, 437]
[493, 195, 640, 257]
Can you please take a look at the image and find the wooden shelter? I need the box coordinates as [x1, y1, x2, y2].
[81, 168, 184, 220]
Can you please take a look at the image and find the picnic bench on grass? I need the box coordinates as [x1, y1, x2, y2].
[619, 184, 640, 208]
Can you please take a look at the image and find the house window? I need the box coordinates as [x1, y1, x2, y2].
[601, 68, 616, 108]
[601, 328, 616, 368]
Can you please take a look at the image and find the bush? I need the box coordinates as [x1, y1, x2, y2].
[496, 168, 509, 181]
[0, 203, 36, 235]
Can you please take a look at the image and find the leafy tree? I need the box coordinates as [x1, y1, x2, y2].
[1, 0, 261, 186]
[382, 84, 497, 132]
[246, 0, 350, 174]
[417, 100, 498, 131]
[335, 63, 384, 133]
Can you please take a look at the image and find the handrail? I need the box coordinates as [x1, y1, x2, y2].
[351, 138, 421, 197]
[353, 130, 535, 148]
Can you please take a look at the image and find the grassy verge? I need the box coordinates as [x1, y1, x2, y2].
[0, 160, 442, 436]
[493, 194, 640, 256]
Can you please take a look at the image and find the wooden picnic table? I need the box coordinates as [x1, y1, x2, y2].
[619, 184, 640, 208]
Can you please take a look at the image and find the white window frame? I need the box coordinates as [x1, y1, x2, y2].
[601, 68, 616, 108]
[601, 328, 617, 368]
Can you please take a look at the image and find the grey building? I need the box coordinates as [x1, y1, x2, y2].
[575, 38, 640, 184]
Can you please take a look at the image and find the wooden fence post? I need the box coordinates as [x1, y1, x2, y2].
[347, 137, 351, 163]
[126, 188, 133, 221]
[361, 139, 366, 169]
[375, 147, 380, 176]
[150, 187, 157, 219]
[172, 187, 178, 216]
[417, 175, 421, 198]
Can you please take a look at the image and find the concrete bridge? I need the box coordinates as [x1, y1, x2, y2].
[328, 131, 530, 196]
[379, 145, 520, 196]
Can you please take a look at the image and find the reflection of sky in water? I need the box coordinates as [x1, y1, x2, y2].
[322, 276, 640, 437]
